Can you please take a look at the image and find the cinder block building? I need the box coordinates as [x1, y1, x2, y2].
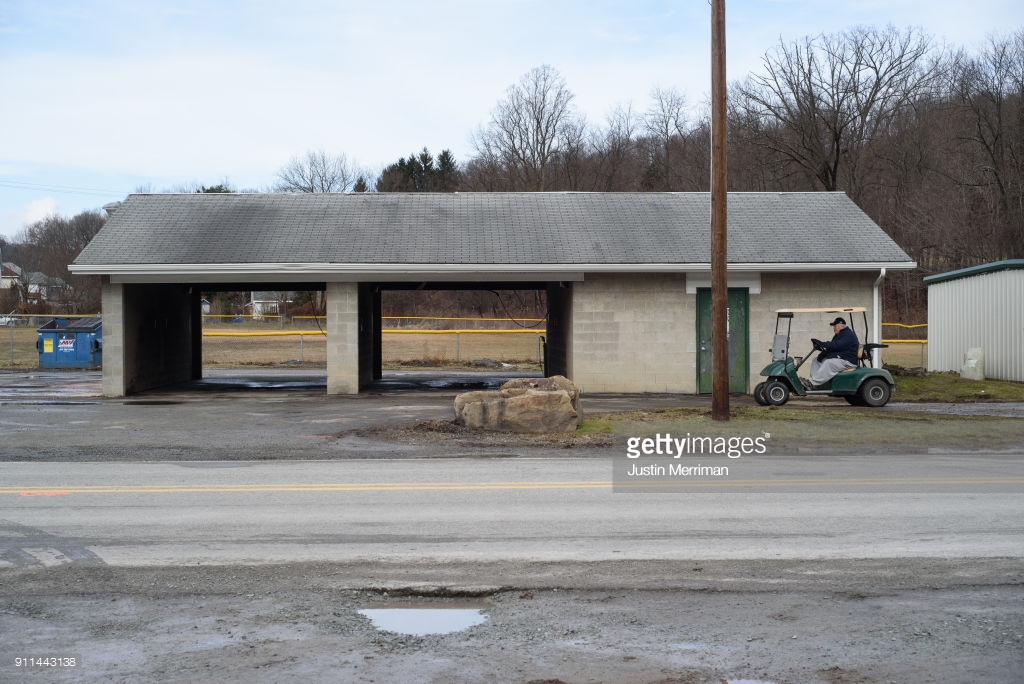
[70, 192, 914, 396]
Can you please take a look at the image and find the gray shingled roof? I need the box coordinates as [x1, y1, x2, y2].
[72, 192, 913, 270]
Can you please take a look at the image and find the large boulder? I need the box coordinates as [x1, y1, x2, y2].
[453, 375, 581, 433]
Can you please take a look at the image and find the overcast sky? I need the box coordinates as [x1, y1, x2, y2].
[1, 0, 1020, 241]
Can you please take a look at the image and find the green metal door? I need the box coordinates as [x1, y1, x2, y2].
[696, 288, 750, 394]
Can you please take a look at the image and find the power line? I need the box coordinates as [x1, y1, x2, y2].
[0, 179, 128, 197]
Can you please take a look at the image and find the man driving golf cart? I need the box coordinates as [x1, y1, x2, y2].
[807, 317, 859, 389]
[754, 307, 895, 407]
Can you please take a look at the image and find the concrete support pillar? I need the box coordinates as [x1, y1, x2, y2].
[326, 281, 360, 394]
[100, 277, 127, 397]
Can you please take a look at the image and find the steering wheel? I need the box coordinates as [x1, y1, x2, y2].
[811, 338, 825, 351]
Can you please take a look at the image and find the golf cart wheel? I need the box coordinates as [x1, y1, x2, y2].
[764, 380, 790, 406]
[753, 382, 769, 406]
[859, 378, 892, 407]
[844, 395, 866, 406]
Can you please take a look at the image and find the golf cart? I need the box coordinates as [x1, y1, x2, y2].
[753, 307, 894, 407]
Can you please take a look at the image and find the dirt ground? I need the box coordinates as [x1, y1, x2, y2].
[3, 559, 1022, 684]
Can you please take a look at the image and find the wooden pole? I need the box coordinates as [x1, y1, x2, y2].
[711, 0, 730, 421]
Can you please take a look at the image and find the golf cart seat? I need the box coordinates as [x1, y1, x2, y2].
[857, 343, 888, 366]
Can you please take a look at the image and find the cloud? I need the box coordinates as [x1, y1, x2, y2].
[1, 197, 59, 241]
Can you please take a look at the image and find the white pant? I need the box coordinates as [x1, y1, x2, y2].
[809, 357, 855, 386]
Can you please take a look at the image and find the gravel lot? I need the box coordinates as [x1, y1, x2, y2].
[4, 559, 1023, 684]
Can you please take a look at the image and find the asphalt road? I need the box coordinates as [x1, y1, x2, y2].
[2, 457, 1023, 570]
[1, 369, 1023, 570]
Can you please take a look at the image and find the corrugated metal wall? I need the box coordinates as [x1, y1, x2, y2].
[927, 270, 1024, 382]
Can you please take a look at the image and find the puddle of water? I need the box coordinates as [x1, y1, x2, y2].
[358, 603, 488, 636]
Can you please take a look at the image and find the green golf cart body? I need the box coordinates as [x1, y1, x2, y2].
[753, 307, 895, 407]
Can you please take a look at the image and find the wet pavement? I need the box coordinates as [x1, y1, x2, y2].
[2, 368, 1023, 418]
[0, 370, 104, 403]
[0, 367, 705, 415]
[2, 366, 1024, 419]
[0, 368, 538, 397]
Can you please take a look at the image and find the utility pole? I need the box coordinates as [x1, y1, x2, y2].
[710, 0, 730, 421]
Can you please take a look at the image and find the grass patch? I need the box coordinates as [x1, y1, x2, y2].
[593, 405, 1023, 454]
[576, 418, 613, 435]
[892, 371, 1024, 402]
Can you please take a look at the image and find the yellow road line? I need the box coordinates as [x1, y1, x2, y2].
[3, 476, 1023, 495]
[612, 477, 1024, 488]
[0, 481, 611, 495]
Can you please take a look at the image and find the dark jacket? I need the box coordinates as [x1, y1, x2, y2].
[819, 326, 859, 365]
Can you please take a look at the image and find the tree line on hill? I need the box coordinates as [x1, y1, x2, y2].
[5, 25, 1021, 321]
[276, 25, 1024, 320]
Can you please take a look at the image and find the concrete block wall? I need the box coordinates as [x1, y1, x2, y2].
[569, 272, 879, 394]
[570, 273, 695, 393]
[326, 282, 360, 395]
[748, 272, 877, 378]
[100, 278, 126, 397]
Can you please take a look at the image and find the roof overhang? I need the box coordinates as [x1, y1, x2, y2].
[69, 261, 917, 284]
[922, 258, 1024, 285]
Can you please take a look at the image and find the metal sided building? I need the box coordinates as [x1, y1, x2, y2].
[69, 192, 915, 397]
[924, 260, 1024, 382]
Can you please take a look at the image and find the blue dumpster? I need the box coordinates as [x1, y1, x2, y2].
[37, 317, 102, 369]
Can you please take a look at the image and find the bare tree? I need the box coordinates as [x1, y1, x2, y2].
[16, 211, 105, 312]
[552, 115, 591, 190]
[734, 25, 943, 199]
[472, 65, 582, 191]
[593, 103, 642, 190]
[640, 87, 689, 190]
[274, 149, 355, 193]
[948, 30, 1024, 259]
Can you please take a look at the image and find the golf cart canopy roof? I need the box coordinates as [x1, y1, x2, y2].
[775, 307, 867, 314]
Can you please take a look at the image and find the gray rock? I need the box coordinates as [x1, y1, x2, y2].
[453, 375, 581, 433]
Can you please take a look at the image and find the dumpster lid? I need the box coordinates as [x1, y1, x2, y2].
[37, 317, 102, 333]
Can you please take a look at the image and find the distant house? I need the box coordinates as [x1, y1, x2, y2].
[924, 259, 1024, 382]
[1, 262, 22, 314]
[250, 291, 283, 319]
[1, 262, 22, 292]
[26, 272, 68, 305]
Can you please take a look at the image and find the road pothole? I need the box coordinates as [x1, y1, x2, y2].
[358, 601, 488, 636]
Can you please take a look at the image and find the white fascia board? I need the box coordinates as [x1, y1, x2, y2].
[71, 263, 587, 283]
[729, 261, 918, 272]
[70, 260, 918, 283]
